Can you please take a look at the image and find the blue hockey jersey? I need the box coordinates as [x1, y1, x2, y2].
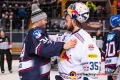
[102, 30, 120, 74]
[18, 27, 64, 80]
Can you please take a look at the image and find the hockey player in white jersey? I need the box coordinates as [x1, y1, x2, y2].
[50, 2, 101, 80]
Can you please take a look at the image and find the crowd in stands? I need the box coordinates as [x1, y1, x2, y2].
[66, 0, 106, 17]
[86, 0, 106, 17]
[0, 0, 109, 32]
[0, 2, 31, 31]
[39, 0, 61, 17]
[46, 17, 66, 32]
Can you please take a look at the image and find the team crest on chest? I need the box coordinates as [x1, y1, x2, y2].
[88, 44, 94, 51]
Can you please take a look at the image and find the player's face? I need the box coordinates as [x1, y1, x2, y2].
[0, 31, 5, 37]
[38, 18, 47, 28]
[65, 15, 74, 32]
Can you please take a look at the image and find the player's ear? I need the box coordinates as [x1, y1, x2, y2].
[72, 19, 76, 26]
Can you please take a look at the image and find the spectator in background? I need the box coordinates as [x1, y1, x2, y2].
[86, 0, 94, 10]
[5, 11, 9, 17]
[0, 30, 12, 74]
[25, 2, 31, 29]
[96, 4, 105, 17]
[1, 14, 6, 30]
[5, 15, 9, 31]
[57, 1, 62, 17]
[13, 4, 18, 18]
[91, 28, 103, 40]
[101, 6, 106, 17]
[12, 4, 19, 30]
[18, 5, 25, 20]
[18, 5, 25, 28]
[46, 1, 52, 17]
[116, 0, 120, 14]
[8, 5, 13, 13]
[52, 0, 57, 17]
[97, 5, 102, 17]
[52, 20, 60, 32]
[86, 0, 96, 17]
[1, 4, 7, 14]
[5, 15, 10, 32]
[5, 15, 13, 32]
[91, 28, 103, 51]
[60, 16, 66, 29]
[25, 2, 31, 19]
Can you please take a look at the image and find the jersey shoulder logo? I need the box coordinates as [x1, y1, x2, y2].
[107, 34, 115, 42]
[33, 30, 42, 39]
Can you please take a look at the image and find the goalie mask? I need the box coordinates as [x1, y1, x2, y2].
[63, 2, 89, 23]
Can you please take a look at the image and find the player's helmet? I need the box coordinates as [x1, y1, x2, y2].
[110, 14, 120, 28]
[63, 2, 89, 23]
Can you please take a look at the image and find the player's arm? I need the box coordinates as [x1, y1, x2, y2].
[49, 35, 58, 41]
[30, 30, 76, 58]
[112, 34, 120, 80]
[7, 36, 12, 49]
[7, 36, 12, 53]
[116, 33, 120, 68]
[49, 31, 70, 42]
[49, 34, 63, 42]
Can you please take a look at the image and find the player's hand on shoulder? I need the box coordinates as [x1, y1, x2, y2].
[63, 39, 77, 49]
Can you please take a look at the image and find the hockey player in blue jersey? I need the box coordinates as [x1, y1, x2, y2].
[102, 14, 120, 80]
[18, 4, 77, 80]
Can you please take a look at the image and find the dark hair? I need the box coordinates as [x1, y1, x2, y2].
[74, 19, 82, 28]
[96, 28, 101, 31]
[0, 30, 5, 33]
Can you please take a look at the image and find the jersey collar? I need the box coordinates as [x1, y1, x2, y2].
[71, 29, 81, 35]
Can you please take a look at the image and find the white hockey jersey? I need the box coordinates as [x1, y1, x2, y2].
[50, 29, 101, 80]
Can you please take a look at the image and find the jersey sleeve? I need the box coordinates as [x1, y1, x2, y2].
[49, 31, 71, 42]
[49, 34, 63, 42]
[49, 35, 57, 41]
[116, 32, 120, 66]
[7, 36, 12, 49]
[29, 29, 64, 58]
[116, 33, 120, 53]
